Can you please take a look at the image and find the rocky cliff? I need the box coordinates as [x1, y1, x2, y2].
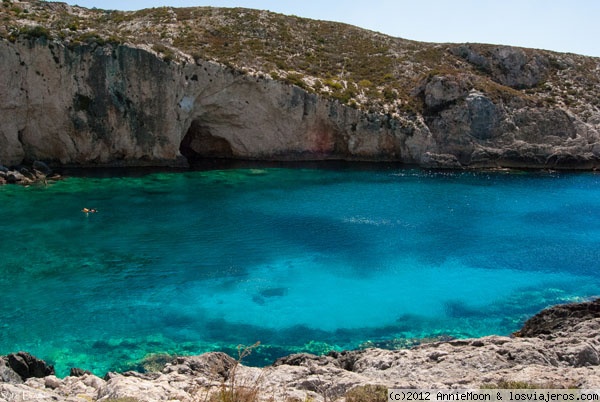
[1, 0, 600, 169]
[2, 299, 600, 401]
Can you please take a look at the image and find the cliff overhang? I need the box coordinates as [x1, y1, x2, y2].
[1, 2, 600, 170]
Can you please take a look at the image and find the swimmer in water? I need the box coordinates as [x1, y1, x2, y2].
[82, 208, 97, 214]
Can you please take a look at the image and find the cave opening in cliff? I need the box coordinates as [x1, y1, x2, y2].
[179, 120, 233, 166]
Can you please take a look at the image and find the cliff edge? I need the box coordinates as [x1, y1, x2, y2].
[1, 1, 600, 169]
[1, 299, 600, 401]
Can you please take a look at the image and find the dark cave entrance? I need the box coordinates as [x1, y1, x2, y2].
[179, 120, 234, 165]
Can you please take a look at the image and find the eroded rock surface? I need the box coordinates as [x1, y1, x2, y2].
[1, 31, 599, 170]
[2, 299, 600, 401]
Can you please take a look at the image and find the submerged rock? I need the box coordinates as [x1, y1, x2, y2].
[2, 299, 600, 401]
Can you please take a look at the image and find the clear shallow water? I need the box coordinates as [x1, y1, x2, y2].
[0, 167, 599, 376]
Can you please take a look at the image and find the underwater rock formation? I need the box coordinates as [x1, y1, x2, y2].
[2, 299, 600, 401]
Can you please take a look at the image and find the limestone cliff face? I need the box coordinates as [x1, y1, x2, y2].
[0, 37, 425, 167]
[1, 35, 599, 169]
[1, 38, 184, 166]
[415, 45, 600, 169]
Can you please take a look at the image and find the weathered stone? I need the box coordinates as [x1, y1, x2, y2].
[3, 299, 600, 401]
[0, 356, 23, 384]
[515, 298, 600, 337]
[164, 352, 236, 380]
[465, 91, 501, 140]
[19, 167, 35, 180]
[6, 171, 24, 183]
[0, 34, 599, 170]
[422, 75, 469, 112]
[6, 352, 54, 381]
[452, 44, 549, 89]
[421, 152, 463, 169]
[69, 367, 91, 377]
[273, 353, 328, 367]
[32, 160, 52, 175]
[43, 375, 62, 389]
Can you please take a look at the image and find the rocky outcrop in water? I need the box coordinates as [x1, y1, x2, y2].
[0, 352, 54, 383]
[0, 161, 59, 185]
[514, 297, 600, 337]
[2, 299, 600, 401]
[1, 1, 599, 170]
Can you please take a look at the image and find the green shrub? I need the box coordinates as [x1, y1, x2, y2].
[152, 43, 175, 62]
[345, 384, 388, 402]
[284, 73, 306, 88]
[107, 34, 123, 45]
[331, 88, 355, 104]
[324, 79, 343, 90]
[21, 25, 51, 40]
[76, 31, 106, 45]
[382, 87, 397, 101]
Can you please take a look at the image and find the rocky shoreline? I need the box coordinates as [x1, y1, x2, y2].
[0, 161, 61, 186]
[1, 299, 599, 401]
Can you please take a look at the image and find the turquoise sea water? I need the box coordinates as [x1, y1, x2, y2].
[1, 166, 599, 376]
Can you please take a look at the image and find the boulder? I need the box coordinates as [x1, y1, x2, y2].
[163, 352, 236, 379]
[515, 298, 600, 337]
[6, 352, 55, 381]
[69, 367, 92, 377]
[32, 160, 52, 175]
[273, 353, 328, 367]
[422, 75, 469, 112]
[5, 171, 24, 184]
[452, 44, 549, 89]
[421, 152, 463, 168]
[0, 356, 23, 384]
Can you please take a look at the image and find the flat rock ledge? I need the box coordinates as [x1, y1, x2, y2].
[2, 299, 600, 401]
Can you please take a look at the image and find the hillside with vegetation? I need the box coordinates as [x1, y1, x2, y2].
[1, 0, 600, 169]
[3, 0, 599, 116]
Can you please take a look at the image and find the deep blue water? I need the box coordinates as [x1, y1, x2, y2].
[0, 167, 599, 376]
